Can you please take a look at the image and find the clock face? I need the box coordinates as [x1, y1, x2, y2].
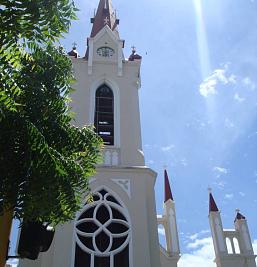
[97, 47, 115, 57]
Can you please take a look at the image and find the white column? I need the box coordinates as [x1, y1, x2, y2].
[209, 211, 227, 258]
[234, 218, 254, 255]
[164, 199, 180, 256]
[88, 39, 94, 75]
[117, 41, 123, 76]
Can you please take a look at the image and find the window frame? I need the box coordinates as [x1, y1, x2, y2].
[73, 187, 132, 267]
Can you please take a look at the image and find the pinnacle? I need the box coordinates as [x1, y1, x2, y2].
[164, 169, 174, 202]
[209, 192, 219, 212]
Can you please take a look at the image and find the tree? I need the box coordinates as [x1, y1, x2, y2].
[0, 1, 103, 262]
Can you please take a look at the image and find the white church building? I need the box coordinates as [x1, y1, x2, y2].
[18, 0, 256, 266]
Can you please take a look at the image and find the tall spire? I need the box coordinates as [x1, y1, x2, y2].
[164, 169, 174, 202]
[209, 190, 219, 212]
[90, 0, 119, 38]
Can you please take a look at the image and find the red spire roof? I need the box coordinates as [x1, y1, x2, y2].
[68, 44, 79, 58]
[209, 192, 219, 212]
[234, 211, 246, 222]
[90, 0, 119, 38]
[164, 169, 174, 202]
[129, 47, 142, 61]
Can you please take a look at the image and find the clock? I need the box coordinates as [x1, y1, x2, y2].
[97, 46, 115, 57]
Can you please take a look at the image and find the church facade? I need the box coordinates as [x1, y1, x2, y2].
[18, 0, 256, 267]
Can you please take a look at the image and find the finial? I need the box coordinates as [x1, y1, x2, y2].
[208, 187, 212, 193]
[236, 208, 240, 214]
[72, 42, 77, 50]
[129, 46, 142, 61]
[68, 43, 79, 58]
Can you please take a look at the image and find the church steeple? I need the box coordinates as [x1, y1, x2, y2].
[90, 0, 119, 38]
[209, 191, 219, 212]
[164, 169, 174, 202]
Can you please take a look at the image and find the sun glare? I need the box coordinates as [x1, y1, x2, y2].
[194, 0, 217, 122]
[193, 0, 211, 78]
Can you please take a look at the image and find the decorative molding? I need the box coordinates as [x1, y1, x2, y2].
[111, 179, 131, 198]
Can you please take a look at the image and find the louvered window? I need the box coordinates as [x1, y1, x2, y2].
[94, 85, 114, 145]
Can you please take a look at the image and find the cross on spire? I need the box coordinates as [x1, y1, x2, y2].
[72, 42, 77, 49]
[104, 16, 109, 25]
[88, 0, 118, 38]
[131, 46, 136, 54]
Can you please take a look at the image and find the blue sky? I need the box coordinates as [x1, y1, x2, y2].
[8, 0, 257, 266]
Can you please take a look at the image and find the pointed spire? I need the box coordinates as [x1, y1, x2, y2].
[164, 169, 174, 202]
[90, 0, 118, 38]
[234, 209, 246, 222]
[68, 42, 79, 58]
[129, 46, 142, 61]
[209, 189, 219, 212]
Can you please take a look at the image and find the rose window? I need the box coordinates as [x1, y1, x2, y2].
[74, 189, 130, 267]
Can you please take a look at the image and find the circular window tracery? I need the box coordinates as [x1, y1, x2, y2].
[75, 189, 130, 258]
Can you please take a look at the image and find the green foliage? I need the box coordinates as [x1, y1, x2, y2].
[0, 1, 103, 225]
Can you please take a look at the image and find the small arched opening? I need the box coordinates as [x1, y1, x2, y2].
[94, 84, 114, 145]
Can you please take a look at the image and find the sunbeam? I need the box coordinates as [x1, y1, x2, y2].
[193, 0, 217, 124]
[193, 0, 211, 78]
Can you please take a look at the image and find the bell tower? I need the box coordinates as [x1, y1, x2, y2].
[18, 1, 162, 267]
[70, 0, 145, 167]
[209, 190, 256, 267]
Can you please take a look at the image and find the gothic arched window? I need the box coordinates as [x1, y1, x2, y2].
[74, 189, 130, 267]
[94, 85, 114, 146]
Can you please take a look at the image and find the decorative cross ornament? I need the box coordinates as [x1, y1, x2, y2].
[131, 46, 136, 53]
[72, 42, 77, 49]
[104, 17, 109, 25]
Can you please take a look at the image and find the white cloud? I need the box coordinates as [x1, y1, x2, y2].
[253, 239, 257, 254]
[224, 118, 235, 128]
[179, 237, 215, 267]
[179, 235, 257, 267]
[213, 167, 228, 174]
[161, 144, 175, 152]
[239, 192, 245, 197]
[213, 180, 226, 189]
[187, 230, 210, 241]
[242, 77, 256, 91]
[199, 67, 236, 98]
[188, 233, 199, 241]
[225, 193, 234, 200]
[181, 158, 188, 167]
[234, 93, 245, 103]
